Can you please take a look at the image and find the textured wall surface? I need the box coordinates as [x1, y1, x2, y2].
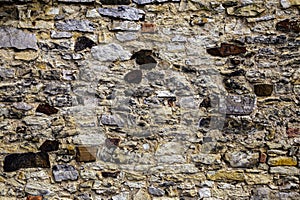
[0, 0, 299, 199]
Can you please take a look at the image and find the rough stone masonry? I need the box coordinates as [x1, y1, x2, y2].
[0, 0, 299, 199]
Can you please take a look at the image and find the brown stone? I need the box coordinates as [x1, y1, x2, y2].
[276, 19, 300, 33]
[36, 103, 59, 115]
[124, 70, 143, 84]
[27, 196, 43, 200]
[287, 128, 300, 138]
[207, 43, 246, 57]
[259, 152, 267, 163]
[39, 140, 60, 152]
[76, 146, 97, 162]
[142, 23, 156, 33]
[254, 84, 273, 96]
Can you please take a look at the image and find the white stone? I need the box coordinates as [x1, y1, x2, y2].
[199, 187, 211, 199]
[91, 43, 132, 62]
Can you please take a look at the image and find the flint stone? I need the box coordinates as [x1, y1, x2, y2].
[220, 95, 256, 115]
[4, 152, 50, 172]
[50, 31, 73, 39]
[91, 43, 132, 62]
[0, 27, 38, 50]
[225, 151, 259, 168]
[207, 43, 246, 57]
[98, 6, 145, 21]
[55, 19, 96, 32]
[227, 4, 265, 17]
[52, 164, 79, 182]
[133, 0, 180, 4]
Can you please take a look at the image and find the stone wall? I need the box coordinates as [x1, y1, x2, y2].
[0, 0, 299, 199]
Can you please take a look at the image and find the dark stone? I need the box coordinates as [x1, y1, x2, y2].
[3, 152, 50, 172]
[100, 0, 130, 4]
[101, 171, 120, 178]
[222, 1, 238, 7]
[207, 43, 246, 57]
[36, 103, 59, 115]
[76, 146, 97, 162]
[39, 140, 60, 152]
[254, 84, 273, 96]
[276, 19, 300, 33]
[74, 36, 96, 52]
[124, 70, 142, 84]
[131, 50, 157, 69]
[52, 164, 79, 182]
[148, 186, 165, 197]
[200, 97, 211, 108]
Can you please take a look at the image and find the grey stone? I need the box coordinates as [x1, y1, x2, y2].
[281, 0, 291, 8]
[225, 151, 259, 168]
[50, 30, 73, 39]
[55, 19, 96, 32]
[100, 114, 118, 126]
[12, 102, 33, 111]
[148, 186, 165, 196]
[52, 164, 79, 182]
[0, 27, 38, 50]
[219, 95, 256, 115]
[133, 0, 180, 4]
[91, 43, 132, 62]
[251, 187, 272, 200]
[0, 67, 15, 79]
[270, 166, 300, 175]
[25, 181, 54, 196]
[98, 6, 145, 21]
[199, 187, 211, 199]
[116, 32, 138, 42]
[110, 21, 141, 31]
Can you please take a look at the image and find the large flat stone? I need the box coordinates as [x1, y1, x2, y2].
[98, 6, 145, 21]
[0, 27, 38, 50]
[55, 19, 96, 32]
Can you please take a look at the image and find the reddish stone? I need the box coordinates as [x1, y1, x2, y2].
[287, 128, 300, 138]
[259, 152, 267, 163]
[27, 196, 43, 200]
[36, 103, 58, 115]
[276, 19, 299, 33]
[142, 23, 156, 33]
[207, 43, 246, 57]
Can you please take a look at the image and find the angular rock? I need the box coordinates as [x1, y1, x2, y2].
[36, 103, 59, 115]
[124, 70, 142, 84]
[27, 196, 43, 200]
[207, 43, 246, 57]
[4, 152, 50, 172]
[74, 36, 96, 52]
[0, 27, 38, 50]
[25, 181, 54, 196]
[148, 186, 165, 197]
[116, 32, 138, 42]
[268, 156, 297, 166]
[39, 140, 60, 152]
[227, 4, 265, 17]
[270, 166, 299, 175]
[55, 19, 96, 32]
[15, 51, 39, 61]
[110, 21, 141, 31]
[245, 174, 272, 185]
[225, 151, 259, 168]
[131, 50, 157, 69]
[276, 19, 299, 33]
[245, 35, 287, 44]
[12, 102, 33, 111]
[253, 84, 273, 96]
[101, 0, 130, 4]
[220, 95, 256, 115]
[76, 146, 97, 162]
[52, 164, 79, 182]
[91, 43, 132, 62]
[100, 114, 118, 126]
[198, 188, 211, 199]
[207, 170, 245, 182]
[50, 31, 73, 39]
[98, 6, 145, 21]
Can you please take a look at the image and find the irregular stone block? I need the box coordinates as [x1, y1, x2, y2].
[39, 140, 60, 152]
[91, 43, 132, 62]
[148, 186, 165, 197]
[25, 181, 54, 196]
[27, 196, 43, 200]
[100, 114, 118, 126]
[0, 27, 38, 50]
[225, 151, 259, 168]
[133, 0, 180, 4]
[245, 35, 287, 44]
[198, 188, 211, 199]
[15, 51, 39, 61]
[110, 21, 141, 31]
[124, 70, 142, 84]
[98, 6, 145, 21]
[52, 164, 79, 182]
[276, 19, 299, 33]
[226, 4, 265, 17]
[101, 0, 130, 4]
[76, 146, 97, 162]
[141, 22, 156, 33]
[207, 170, 245, 182]
[131, 50, 157, 69]
[50, 31, 73, 39]
[36, 103, 59, 115]
[55, 19, 96, 32]
[116, 32, 138, 42]
[245, 174, 272, 185]
[220, 95, 255, 115]
[270, 166, 300, 175]
[254, 84, 273, 96]
[101, 171, 120, 178]
[12, 102, 33, 111]
[4, 152, 50, 172]
[58, 0, 95, 2]
[207, 43, 246, 57]
[74, 36, 96, 52]
[268, 156, 297, 166]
